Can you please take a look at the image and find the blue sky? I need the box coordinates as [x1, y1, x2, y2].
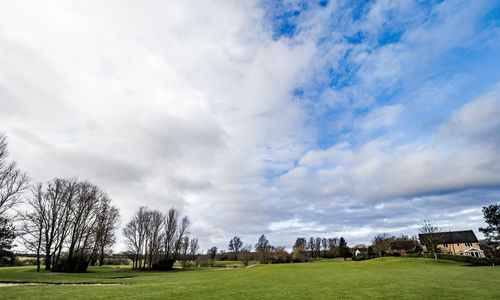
[0, 0, 499, 251]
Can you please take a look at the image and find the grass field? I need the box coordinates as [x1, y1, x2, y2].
[0, 257, 499, 299]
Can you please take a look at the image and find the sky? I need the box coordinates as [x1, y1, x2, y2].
[1, 0, 500, 252]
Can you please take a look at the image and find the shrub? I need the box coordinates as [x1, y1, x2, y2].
[352, 255, 378, 261]
[104, 258, 130, 265]
[406, 253, 500, 266]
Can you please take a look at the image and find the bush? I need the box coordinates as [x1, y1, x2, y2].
[352, 255, 378, 261]
[406, 253, 500, 266]
[103, 258, 130, 265]
[52, 255, 90, 272]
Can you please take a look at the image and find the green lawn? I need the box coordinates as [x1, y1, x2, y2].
[0, 257, 499, 299]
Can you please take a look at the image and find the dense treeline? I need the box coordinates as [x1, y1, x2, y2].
[21, 178, 120, 272]
[123, 206, 198, 270]
[0, 133, 120, 272]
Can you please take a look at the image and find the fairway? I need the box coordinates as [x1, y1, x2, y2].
[0, 257, 499, 299]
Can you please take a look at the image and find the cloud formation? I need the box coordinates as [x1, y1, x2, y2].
[0, 0, 499, 250]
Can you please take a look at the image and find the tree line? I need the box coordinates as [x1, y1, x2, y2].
[122, 206, 199, 270]
[0, 133, 120, 272]
[203, 235, 352, 266]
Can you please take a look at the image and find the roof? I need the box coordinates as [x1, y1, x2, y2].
[419, 230, 478, 245]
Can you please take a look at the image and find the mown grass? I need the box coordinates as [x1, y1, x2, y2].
[0, 257, 499, 299]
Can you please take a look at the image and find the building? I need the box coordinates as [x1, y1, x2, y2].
[418, 230, 484, 257]
[389, 241, 421, 256]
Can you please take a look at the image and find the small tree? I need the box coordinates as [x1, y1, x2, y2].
[272, 246, 288, 263]
[372, 233, 393, 257]
[255, 234, 272, 264]
[419, 220, 440, 260]
[228, 236, 243, 260]
[238, 245, 252, 266]
[479, 204, 500, 244]
[207, 247, 217, 267]
[189, 238, 199, 263]
[292, 245, 308, 262]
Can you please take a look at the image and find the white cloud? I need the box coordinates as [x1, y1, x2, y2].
[0, 0, 498, 250]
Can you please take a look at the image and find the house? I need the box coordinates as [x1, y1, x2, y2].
[389, 241, 421, 256]
[418, 230, 484, 257]
[351, 247, 368, 256]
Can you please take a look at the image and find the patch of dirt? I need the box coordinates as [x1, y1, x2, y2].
[0, 281, 125, 287]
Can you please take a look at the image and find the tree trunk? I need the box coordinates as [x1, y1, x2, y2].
[36, 249, 40, 272]
[45, 248, 51, 270]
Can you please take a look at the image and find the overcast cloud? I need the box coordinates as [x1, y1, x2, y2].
[1, 0, 499, 251]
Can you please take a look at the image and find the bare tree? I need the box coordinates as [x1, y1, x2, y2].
[207, 246, 217, 267]
[272, 246, 288, 263]
[93, 197, 120, 266]
[292, 245, 308, 262]
[321, 238, 328, 258]
[21, 178, 120, 272]
[160, 208, 189, 270]
[238, 245, 252, 266]
[307, 237, 314, 258]
[328, 238, 338, 258]
[180, 236, 190, 268]
[189, 238, 199, 262]
[19, 184, 45, 271]
[255, 234, 272, 264]
[294, 237, 306, 249]
[123, 207, 148, 269]
[147, 210, 165, 267]
[314, 237, 322, 258]
[229, 236, 243, 260]
[372, 233, 394, 257]
[419, 220, 441, 260]
[0, 134, 28, 216]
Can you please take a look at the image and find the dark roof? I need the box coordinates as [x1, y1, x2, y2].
[390, 240, 417, 250]
[419, 230, 478, 245]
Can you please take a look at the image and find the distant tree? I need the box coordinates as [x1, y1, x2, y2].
[294, 237, 306, 249]
[338, 237, 350, 260]
[19, 184, 45, 271]
[328, 237, 339, 258]
[479, 204, 500, 244]
[238, 245, 252, 266]
[314, 237, 322, 258]
[207, 246, 217, 266]
[419, 220, 440, 260]
[321, 238, 328, 258]
[391, 235, 419, 254]
[292, 245, 308, 262]
[94, 198, 120, 266]
[229, 236, 243, 260]
[180, 236, 190, 268]
[255, 234, 272, 263]
[307, 237, 315, 258]
[272, 246, 288, 263]
[189, 238, 199, 262]
[372, 234, 394, 257]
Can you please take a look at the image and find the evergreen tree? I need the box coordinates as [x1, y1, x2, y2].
[479, 204, 500, 243]
[338, 237, 351, 260]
